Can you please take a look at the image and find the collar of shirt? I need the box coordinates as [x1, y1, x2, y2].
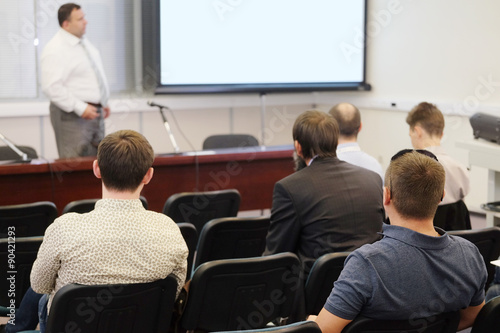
[337, 142, 361, 154]
[425, 145, 447, 156]
[308, 155, 319, 166]
[380, 224, 450, 250]
[58, 28, 81, 46]
[94, 198, 146, 212]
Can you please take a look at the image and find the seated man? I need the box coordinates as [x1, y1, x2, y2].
[4, 130, 188, 333]
[329, 102, 384, 181]
[315, 150, 487, 333]
[406, 102, 470, 229]
[263, 110, 384, 276]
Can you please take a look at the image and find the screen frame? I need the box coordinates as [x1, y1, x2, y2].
[150, 0, 370, 95]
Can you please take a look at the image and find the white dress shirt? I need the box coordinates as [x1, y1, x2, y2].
[337, 142, 384, 181]
[41, 29, 109, 116]
[426, 145, 470, 205]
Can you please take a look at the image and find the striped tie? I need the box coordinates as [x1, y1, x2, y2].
[80, 40, 108, 107]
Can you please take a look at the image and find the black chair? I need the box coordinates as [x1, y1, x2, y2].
[202, 134, 259, 150]
[341, 311, 460, 333]
[448, 227, 500, 287]
[163, 189, 241, 233]
[0, 201, 57, 237]
[471, 295, 500, 333]
[304, 252, 350, 316]
[0, 146, 38, 161]
[177, 222, 198, 280]
[62, 196, 148, 214]
[44, 274, 178, 333]
[214, 321, 322, 333]
[433, 200, 471, 231]
[193, 216, 270, 270]
[181, 253, 302, 332]
[0, 236, 43, 316]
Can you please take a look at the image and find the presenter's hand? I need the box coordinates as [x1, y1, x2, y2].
[81, 104, 100, 120]
[102, 106, 111, 119]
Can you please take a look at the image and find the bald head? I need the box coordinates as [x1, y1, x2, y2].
[328, 103, 361, 139]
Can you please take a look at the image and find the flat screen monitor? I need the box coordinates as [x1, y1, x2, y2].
[150, 0, 369, 94]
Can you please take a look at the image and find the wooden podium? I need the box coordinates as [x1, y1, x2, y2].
[0, 145, 295, 215]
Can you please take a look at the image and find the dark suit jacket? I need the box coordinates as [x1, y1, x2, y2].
[264, 156, 384, 274]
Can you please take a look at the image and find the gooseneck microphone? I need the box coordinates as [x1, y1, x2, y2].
[147, 101, 180, 153]
[0, 133, 29, 162]
[147, 101, 169, 109]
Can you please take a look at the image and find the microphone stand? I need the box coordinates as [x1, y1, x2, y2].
[0, 133, 29, 161]
[157, 106, 181, 154]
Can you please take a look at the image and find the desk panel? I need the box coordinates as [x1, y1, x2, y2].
[0, 147, 295, 215]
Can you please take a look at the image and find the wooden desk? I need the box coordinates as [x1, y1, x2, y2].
[0, 145, 295, 215]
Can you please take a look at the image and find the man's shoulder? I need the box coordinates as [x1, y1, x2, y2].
[278, 157, 381, 187]
[42, 31, 69, 57]
[447, 233, 482, 253]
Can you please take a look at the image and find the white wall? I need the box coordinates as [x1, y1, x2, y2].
[1, 0, 499, 212]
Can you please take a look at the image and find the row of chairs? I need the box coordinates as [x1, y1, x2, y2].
[12, 250, 500, 333]
[12, 224, 495, 329]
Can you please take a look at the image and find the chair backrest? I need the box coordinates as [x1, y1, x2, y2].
[0, 236, 43, 309]
[202, 134, 259, 150]
[448, 227, 500, 287]
[0, 201, 57, 237]
[163, 189, 241, 233]
[341, 311, 460, 333]
[304, 252, 351, 316]
[213, 320, 322, 333]
[471, 295, 500, 333]
[62, 196, 148, 214]
[46, 274, 178, 333]
[177, 222, 198, 281]
[433, 200, 471, 231]
[194, 216, 270, 270]
[0, 145, 38, 161]
[181, 253, 302, 332]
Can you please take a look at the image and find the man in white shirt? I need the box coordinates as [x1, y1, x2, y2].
[1, 130, 188, 333]
[41, 3, 110, 158]
[329, 103, 384, 181]
[406, 102, 471, 230]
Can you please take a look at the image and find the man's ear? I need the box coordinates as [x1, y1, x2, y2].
[414, 125, 425, 138]
[93, 160, 101, 179]
[358, 122, 363, 133]
[294, 140, 304, 159]
[383, 186, 391, 206]
[142, 167, 154, 185]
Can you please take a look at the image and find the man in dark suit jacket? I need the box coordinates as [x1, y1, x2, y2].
[263, 110, 384, 275]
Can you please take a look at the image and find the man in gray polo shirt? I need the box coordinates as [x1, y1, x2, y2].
[315, 150, 486, 333]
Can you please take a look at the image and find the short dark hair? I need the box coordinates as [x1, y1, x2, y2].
[406, 102, 445, 137]
[385, 150, 445, 220]
[58, 3, 81, 27]
[97, 130, 155, 192]
[328, 103, 361, 137]
[292, 110, 338, 160]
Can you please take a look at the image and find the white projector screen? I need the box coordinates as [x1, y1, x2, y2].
[154, 0, 369, 94]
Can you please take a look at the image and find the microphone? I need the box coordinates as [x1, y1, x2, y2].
[147, 100, 169, 109]
[0, 133, 30, 162]
[147, 101, 181, 154]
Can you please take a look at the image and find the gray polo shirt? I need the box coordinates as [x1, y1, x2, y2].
[325, 224, 486, 320]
